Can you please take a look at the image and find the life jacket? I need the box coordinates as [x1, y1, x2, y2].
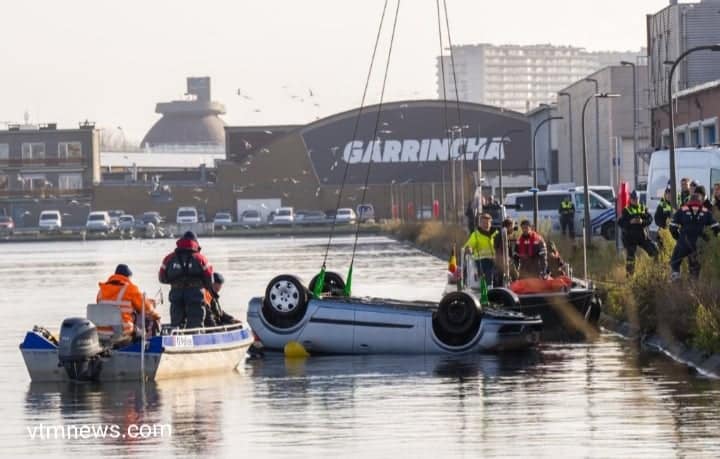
[559, 199, 574, 216]
[96, 276, 136, 336]
[659, 199, 672, 214]
[516, 231, 543, 259]
[465, 228, 497, 259]
[164, 251, 205, 285]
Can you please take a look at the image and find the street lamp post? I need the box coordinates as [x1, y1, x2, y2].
[558, 92, 574, 183]
[532, 115, 563, 229]
[585, 78, 601, 184]
[581, 93, 620, 280]
[665, 44, 720, 207]
[621, 61, 638, 189]
[497, 128, 522, 202]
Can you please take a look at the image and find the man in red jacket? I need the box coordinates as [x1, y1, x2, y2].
[159, 231, 214, 328]
[514, 220, 548, 279]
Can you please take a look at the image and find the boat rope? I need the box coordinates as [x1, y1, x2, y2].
[319, 0, 390, 273]
[442, 0, 467, 209]
[346, 0, 402, 295]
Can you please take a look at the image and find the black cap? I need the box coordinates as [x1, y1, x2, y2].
[213, 272, 224, 284]
[115, 264, 132, 277]
[695, 185, 706, 196]
[183, 230, 198, 241]
[520, 219, 531, 227]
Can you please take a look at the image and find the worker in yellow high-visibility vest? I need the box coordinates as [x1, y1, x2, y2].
[463, 213, 498, 286]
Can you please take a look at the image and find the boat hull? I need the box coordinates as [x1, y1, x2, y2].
[20, 326, 254, 382]
[247, 296, 542, 355]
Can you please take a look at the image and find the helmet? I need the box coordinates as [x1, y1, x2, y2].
[630, 190, 638, 200]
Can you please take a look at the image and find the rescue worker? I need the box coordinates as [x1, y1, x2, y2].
[712, 182, 720, 222]
[669, 185, 720, 280]
[547, 241, 566, 278]
[494, 218, 519, 284]
[514, 220, 547, 279]
[463, 213, 498, 285]
[203, 272, 240, 327]
[159, 231, 215, 329]
[97, 264, 161, 341]
[654, 186, 674, 229]
[618, 190, 658, 275]
[558, 196, 575, 238]
[680, 177, 691, 204]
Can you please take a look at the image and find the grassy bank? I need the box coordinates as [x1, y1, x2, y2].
[384, 220, 720, 355]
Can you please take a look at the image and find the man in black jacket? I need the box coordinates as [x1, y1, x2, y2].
[618, 191, 658, 275]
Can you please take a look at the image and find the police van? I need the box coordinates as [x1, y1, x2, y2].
[503, 189, 616, 240]
[646, 147, 720, 232]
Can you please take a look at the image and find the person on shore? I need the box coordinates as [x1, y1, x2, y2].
[547, 241, 566, 278]
[465, 198, 477, 234]
[558, 196, 575, 238]
[712, 183, 720, 222]
[669, 185, 720, 280]
[97, 264, 161, 341]
[159, 231, 215, 329]
[514, 220, 547, 279]
[618, 190, 657, 275]
[203, 272, 240, 327]
[654, 186, 674, 229]
[464, 213, 498, 286]
[680, 177, 691, 205]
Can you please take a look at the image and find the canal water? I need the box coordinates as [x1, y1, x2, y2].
[1, 236, 719, 457]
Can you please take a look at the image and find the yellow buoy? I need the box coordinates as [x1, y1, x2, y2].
[284, 341, 310, 359]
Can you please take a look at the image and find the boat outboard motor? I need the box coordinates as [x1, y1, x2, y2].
[58, 317, 104, 381]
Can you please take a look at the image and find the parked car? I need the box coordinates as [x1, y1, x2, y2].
[357, 203, 375, 223]
[213, 212, 233, 230]
[296, 210, 327, 225]
[141, 211, 163, 226]
[272, 207, 294, 225]
[86, 211, 112, 233]
[240, 209, 263, 226]
[335, 208, 357, 224]
[118, 214, 135, 233]
[0, 215, 14, 235]
[38, 210, 62, 233]
[177, 206, 199, 224]
[108, 209, 125, 228]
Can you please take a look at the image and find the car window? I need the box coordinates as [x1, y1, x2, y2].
[40, 214, 58, 220]
[178, 210, 196, 217]
[537, 194, 569, 211]
[277, 210, 291, 216]
[88, 214, 106, 221]
[0, 216, 11, 222]
[593, 189, 614, 202]
[574, 193, 606, 210]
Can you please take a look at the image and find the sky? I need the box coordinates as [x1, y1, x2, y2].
[0, 0, 671, 143]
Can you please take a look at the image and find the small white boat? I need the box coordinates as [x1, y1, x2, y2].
[247, 273, 542, 355]
[20, 308, 254, 382]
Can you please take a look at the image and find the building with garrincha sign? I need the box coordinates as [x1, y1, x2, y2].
[218, 100, 531, 220]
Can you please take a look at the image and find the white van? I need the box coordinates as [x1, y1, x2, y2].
[86, 211, 112, 233]
[176, 206, 199, 224]
[646, 147, 720, 232]
[504, 189, 616, 240]
[38, 210, 62, 232]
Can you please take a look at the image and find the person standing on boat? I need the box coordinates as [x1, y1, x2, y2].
[203, 272, 240, 327]
[618, 190, 657, 275]
[514, 220, 547, 279]
[558, 196, 575, 238]
[494, 218, 519, 284]
[159, 231, 215, 329]
[654, 186, 674, 229]
[97, 264, 161, 340]
[669, 185, 720, 280]
[546, 241, 566, 278]
[463, 213, 498, 286]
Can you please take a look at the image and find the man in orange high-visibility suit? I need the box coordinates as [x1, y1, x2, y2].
[97, 264, 161, 339]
